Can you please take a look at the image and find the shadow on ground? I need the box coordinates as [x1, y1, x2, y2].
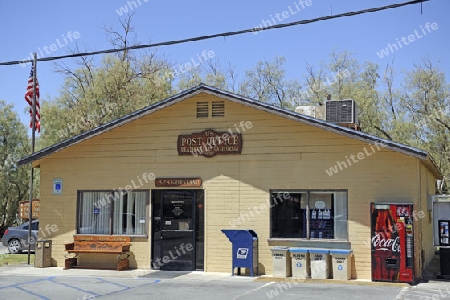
[139, 270, 191, 279]
[422, 251, 450, 283]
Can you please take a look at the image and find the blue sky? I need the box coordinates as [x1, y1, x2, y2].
[0, 0, 448, 129]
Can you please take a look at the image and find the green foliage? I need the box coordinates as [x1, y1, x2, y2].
[39, 54, 173, 148]
[401, 57, 450, 190]
[179, 50, 449, 191]
[239, 57, 301, 109]
[0, 101, 30, 228]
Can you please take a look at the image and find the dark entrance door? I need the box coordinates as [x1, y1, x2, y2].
[158, 191, 195, 271]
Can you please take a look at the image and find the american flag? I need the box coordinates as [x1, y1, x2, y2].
[25, 66, 40, 133]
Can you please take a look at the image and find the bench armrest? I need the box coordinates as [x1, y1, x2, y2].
[65, 242, 75, 251]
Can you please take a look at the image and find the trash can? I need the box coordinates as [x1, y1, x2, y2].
[221, 229, 258, 277]
[34, 240, 52, 268]
[330, 249, 352, 280]
[270, 246, 291, 278]
[290, 248, 310, 279]
[309, 249, 330, 279]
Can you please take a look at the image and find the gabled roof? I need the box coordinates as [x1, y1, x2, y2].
[18, 84, 442, 178]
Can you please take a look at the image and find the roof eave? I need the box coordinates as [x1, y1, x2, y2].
[17, 84, 440, 179]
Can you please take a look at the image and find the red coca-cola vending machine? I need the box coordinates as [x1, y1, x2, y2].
[371, 203, 414, 283]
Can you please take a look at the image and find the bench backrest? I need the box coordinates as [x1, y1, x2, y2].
[71, 236, 131, 252]
[74, 235, 130, 243]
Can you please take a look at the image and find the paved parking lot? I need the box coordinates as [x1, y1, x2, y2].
[0, 265, 411, 300]
[0, 260, 448, 299]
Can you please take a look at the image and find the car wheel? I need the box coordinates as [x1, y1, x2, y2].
[8, 239, 22, 254]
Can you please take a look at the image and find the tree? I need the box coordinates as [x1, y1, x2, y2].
[39, 15, 174, 147]
[402, 57, 450, 191]
[239, 57, 302, 109]
[0, 101, 30, 231]
[176, 59, 239, 93]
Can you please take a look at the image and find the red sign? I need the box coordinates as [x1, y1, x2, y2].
[177, 129, 242, 157]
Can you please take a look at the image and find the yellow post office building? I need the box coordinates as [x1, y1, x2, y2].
[19, 84, 442, 281]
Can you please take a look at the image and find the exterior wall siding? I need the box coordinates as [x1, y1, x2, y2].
[36, 92, 438, 280]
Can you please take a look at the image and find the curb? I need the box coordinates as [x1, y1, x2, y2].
[253, 276, 410, 287]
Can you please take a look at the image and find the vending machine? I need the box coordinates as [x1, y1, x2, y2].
[370, 203, 414, 283]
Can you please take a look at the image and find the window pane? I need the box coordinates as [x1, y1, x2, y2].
[310, 192, 334, 239]
[334, 191, 348, 240]
[196, 190, 204, 270]
[78, 192, 112, 234]
[270, 190, 348, 240]
[31, 222, 39, 231]
[271, 192, 307, 238]
[113, 191, 147, 235]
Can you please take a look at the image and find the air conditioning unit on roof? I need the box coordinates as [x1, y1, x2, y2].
[325, 99, 358, 124]
[295, 105, 325, 120]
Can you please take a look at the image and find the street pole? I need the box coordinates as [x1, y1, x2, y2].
[27, 53, 37, 265]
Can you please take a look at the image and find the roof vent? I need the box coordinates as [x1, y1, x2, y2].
[196, 102, 209, 118]
[212, 101, 225, 117]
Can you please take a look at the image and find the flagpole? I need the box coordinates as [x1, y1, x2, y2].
[27, 53, 37, 265]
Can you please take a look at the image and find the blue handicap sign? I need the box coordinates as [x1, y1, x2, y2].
[296, 262, 302, 268]
[338, 264, 343, 271]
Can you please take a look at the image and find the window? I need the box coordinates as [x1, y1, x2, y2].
[31, 222, 39, 231]
[271, 190, 348, 240]
[78, 190, 148, 235]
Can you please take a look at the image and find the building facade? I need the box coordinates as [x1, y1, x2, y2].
[19, 85, 441, 280]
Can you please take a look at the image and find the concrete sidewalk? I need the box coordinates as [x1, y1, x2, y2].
[0, 264, 255, 282]
[0, 264, 154, 278]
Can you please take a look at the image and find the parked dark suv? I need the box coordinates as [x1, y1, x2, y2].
[1, 220, 39, 254]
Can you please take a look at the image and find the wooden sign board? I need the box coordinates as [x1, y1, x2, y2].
[74, 235, 130, 243]
[177, 129, 242, 157]
[155, 178, 202, 187]
[18, 199, 40, 219]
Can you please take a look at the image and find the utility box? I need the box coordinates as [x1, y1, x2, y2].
[310, 249, 330, 279]
[440, 247, 450, 277]
[34, 240, 52, 268]
[221, 229, 258, 277]
[330, 249, 352, 280]
[271, 246, 291, 278]
[290, 248, 310, 279]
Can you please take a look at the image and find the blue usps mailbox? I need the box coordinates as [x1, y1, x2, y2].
[221, 229, 258, 277]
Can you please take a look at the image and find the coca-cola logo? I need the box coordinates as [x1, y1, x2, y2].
[372, 234, 401, 252]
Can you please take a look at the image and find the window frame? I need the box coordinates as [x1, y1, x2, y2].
[269, 189, 348, 241]
[76, 189, 150, 237]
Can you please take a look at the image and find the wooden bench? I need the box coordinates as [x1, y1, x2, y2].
[64, 236, 131, 271]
